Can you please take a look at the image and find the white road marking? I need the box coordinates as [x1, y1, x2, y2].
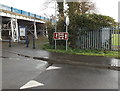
[44, 57, 48, 59]
[46, 66, 62, 71]
[20, 80, 44, 89]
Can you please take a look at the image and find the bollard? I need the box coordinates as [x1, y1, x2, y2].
[9, 37, 11, 47]
[26, 36, 29, 48]
[33, 36, 35, 49]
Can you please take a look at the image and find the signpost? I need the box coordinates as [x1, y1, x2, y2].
[65, 16, 69, 51]
[54, 0, 69, 50]
[53, 16, 69, 51]
[55, 1, 57, 50]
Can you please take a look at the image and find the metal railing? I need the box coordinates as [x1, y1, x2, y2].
[76, 27, 120, 51]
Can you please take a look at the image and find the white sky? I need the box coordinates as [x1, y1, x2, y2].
[0, 0, 119, 22]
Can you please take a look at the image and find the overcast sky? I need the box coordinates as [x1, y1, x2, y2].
[0, 0, 119, 22]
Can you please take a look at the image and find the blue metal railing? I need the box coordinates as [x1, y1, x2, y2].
[21, 10, 28, 16]
[29, 13, 35, 17]
[0, 4, 56, 23]
[12, 7, 21, 14]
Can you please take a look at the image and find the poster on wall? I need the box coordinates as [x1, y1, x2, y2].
[20, 27, 25, 36]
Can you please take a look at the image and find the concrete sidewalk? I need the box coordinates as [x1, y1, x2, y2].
[2, 42, 120, 71]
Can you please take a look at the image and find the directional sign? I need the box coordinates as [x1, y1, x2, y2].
[53, 32, 68, 40]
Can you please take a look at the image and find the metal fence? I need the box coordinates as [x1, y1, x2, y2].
[76, 27, 120, 51]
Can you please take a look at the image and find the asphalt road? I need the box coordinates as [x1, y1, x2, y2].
[1, 49, 119, 90]
[2, 51, 48, 89]
[29, 64, 118, 89]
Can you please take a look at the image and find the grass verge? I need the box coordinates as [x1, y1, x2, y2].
[43, 44, 119, 59]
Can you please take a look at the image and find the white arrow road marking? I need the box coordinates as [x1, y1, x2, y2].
[20, 80, 44, 89]
[46, 66, 62, 71]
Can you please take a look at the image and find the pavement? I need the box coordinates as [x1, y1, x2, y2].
[2, 41, 120, 71]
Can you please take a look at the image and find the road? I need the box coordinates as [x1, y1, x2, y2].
[25, 64, 118, 89]
[2, 51, 48, 89]
[2, 51, 119, 89]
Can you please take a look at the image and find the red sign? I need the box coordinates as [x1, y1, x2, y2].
[53, 32, 68, 40]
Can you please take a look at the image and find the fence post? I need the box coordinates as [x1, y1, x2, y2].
[109, 27, 112, 50]
[98, 28, 102, 50]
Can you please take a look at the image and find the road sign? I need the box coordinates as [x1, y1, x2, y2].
[53, 32, 68, 40]
[66, 16, 69, 26]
